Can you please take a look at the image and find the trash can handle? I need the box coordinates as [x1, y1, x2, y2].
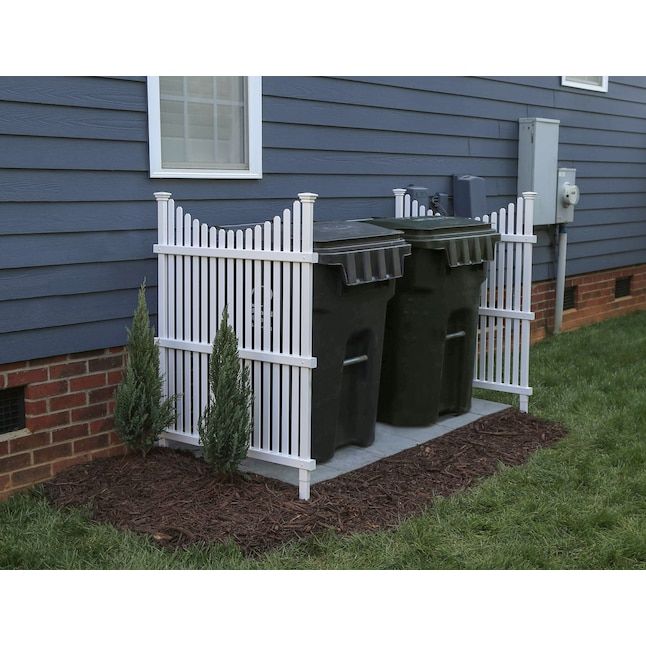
[343, 354, 369, 367]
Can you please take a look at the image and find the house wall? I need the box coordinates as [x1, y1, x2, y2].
[2, 76, 646, 364]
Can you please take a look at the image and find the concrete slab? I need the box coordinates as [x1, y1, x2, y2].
[240, 398, 510, 487]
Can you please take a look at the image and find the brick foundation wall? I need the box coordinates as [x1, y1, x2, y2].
[0, 347, 126, 500]
[531, 263, 646, 343]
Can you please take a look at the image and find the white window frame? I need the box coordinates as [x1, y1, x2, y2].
[147, 76, 262, 179]
[561, 76, 608, 93]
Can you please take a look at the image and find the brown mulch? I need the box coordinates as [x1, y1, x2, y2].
[43, 407, 566, 555]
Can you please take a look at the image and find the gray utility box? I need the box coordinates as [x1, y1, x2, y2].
[453, 174, 487, 219]
[517, 117, 560, 226]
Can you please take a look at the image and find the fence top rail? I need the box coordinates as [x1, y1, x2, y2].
[153, 191, 319, 255]
[392, 189, 537, 227]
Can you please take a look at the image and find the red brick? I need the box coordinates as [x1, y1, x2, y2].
[108, 431, 123, 446]
[34, 443, 73, 465]
[0, 453, 32, 474]
[29, 354, 68, 368]
[88, 355, 123, 372]
[0, 474, 10, 492]
[71, 403, 107, 422]
[74, 433, 110, 453]
[69, 373, 105, 391]
[28, 411, 70, 432]
[0, 374, 5, 389]
[9, 431, 50, 453]
[26, 379, 68, 399]
[89, 418, 113, 435]
[6, 368, 48, 387]
[49, 361, 87, 380]
[72, 349, 108, 359]
[50, 392, 87, 411]
[108, 346, 125, 354]
[52, 424, 89, 443]
[0, 360, 28, 373]
[24, 399, 47, 416]
[106, 370, 123, 386]
[11, 464, 52, 487]
[89, 385, 116, 404]
[0, 442, 8, 457]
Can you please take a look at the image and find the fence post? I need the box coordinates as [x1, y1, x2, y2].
[519, 191, 536, 413]
[393, 188, 406, 219]
[154, 192, 172, 446]
[297, 192, 317, 501]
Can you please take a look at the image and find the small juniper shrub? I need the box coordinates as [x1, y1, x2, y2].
[114, 281, 177, 457]
[199, 307, 253, 476]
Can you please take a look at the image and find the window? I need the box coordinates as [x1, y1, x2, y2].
[561, 76, 608, 93]
[147, 76, 262, 179]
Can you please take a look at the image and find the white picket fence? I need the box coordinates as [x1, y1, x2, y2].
[392, 188, 444, 219]
[153, 191, 318, 499]
[392, 189, 537, 412]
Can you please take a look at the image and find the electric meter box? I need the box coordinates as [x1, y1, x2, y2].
[556, 167, 578, 223]
[517, 117, 560, 226]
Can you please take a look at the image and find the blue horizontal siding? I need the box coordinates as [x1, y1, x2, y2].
[1, 75, 646, 363]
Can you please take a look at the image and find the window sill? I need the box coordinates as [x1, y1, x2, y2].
[150, 169, 263, 180]
[0, 427, 30, 443]
[561, 78, 608, 93]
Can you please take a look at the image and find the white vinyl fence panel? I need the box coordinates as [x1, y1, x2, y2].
[153, 192, 319, 500]
[392, 189, 537, 413]
[473, 193, 537, 412]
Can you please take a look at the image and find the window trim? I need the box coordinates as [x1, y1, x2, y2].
[561, 76, 608, 93]
[147, 76, 262, 179]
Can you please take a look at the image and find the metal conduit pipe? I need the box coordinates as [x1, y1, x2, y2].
[553, 223, 568, 334]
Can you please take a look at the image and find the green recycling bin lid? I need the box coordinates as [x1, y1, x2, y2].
[314, 220, 411, 286]
[371, 216, 500, 267]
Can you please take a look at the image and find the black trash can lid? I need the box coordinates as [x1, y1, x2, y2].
[371, 216, 500, 267]
[314, 220, 411, 286]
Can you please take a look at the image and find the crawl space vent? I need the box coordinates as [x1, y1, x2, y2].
[0, 387, 26, 435]
[614, 276, 632, 299]
[563, 285, 577, 311]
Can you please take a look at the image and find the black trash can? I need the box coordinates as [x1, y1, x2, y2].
[373, 216, 500, 427]
[311, 221, 410, 462]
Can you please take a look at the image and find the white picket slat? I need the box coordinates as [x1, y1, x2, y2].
[175, 206, 184, 432]
[512, 197, 524, 386]
[495, 207, 506, 384]
[262, 221, 272, 451]
[281, 208, 292, 455]
[191, 220, 200, 435]
[199, 223, 208, 431]
[291, 200, 302, 458]
[272, 215, 282, 454]
[252, 225, 262, 449]
[166, 199, 176, 426]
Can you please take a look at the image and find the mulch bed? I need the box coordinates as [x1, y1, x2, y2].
[43, 407, 566, 555]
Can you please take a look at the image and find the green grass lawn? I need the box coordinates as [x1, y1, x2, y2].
[2, 311, 646, 569]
